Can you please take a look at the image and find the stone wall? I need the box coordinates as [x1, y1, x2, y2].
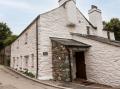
[0, 46, 11, 66]
[52, 41, 71, 81]
[0, 49, 5, 65]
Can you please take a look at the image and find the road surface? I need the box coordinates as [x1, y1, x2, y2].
[0, 66, 58, 89]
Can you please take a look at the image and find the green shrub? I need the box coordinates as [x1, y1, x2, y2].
[23, 69, 35, 78]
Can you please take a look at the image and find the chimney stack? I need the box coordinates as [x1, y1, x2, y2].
[88, 5, 103, 37]
[58, 0, 77, 26]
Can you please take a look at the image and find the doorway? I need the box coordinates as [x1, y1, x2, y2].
[75, 51, 87, 80]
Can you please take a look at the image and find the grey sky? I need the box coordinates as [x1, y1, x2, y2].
[0, 0, 120, 35]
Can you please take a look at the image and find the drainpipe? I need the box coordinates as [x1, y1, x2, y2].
[36, 16, 40, 78]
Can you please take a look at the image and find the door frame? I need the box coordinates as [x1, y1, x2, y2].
[70, 49, 87, 80]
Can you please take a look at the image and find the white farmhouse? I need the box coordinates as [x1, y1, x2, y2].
[10, 0, 120, 87]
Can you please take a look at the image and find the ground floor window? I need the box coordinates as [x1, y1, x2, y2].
[24, 56, 29, 69]
[13, 57, 15, 68]
[31, 54, 34, 68]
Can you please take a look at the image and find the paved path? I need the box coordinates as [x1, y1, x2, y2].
[0, 66, 59, 89]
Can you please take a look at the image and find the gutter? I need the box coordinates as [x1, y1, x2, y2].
[36, 16, 40, 78]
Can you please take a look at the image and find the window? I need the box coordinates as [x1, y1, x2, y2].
[31, 54, 34, 68]
[17, 57, 19, 67]
[87, 26, 90, 35]
[13, 57, 15, 68]
[17, 40, 19, 49]
[24, 56, 29, 68]
[25, 33, 28, 44]
[20, 56, 22, 69]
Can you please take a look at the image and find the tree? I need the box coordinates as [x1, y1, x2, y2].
[104, 18, 120, 41]
[0, 22, 17, 50]
[3, 35, 17, 46]
[0, 22, 12, 40]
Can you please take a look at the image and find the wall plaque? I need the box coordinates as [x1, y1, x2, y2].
[43, 52, 48, 56]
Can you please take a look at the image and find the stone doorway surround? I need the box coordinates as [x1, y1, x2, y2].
[50, 37, 91, 82]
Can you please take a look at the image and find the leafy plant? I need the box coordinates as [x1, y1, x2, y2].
[23, 69, 35, 78]
[104, 18, 120, 41]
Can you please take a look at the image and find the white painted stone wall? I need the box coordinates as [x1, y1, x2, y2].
[37, 2, 98, 80]
[102, 30, 108, 38]
[110, 32, 115, 40]
[38, 6, 72, 80]
[10, 0, 117, 83]
[72, 35, 120, 87]
[10, 22, 37, 75]
[10, 2, 94, 80]
[89, 7, 103, 37]
[66, 0, 77, 25]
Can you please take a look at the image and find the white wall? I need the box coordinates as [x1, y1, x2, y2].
[89, 7, 103, 37]
[38, 6, 72, 80]
[110, 32, 115, 40]
[37, 2, 99, 80]
[72, 35, 120, 87]
[11, 22, 37, 75]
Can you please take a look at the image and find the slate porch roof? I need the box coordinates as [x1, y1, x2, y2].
[50, 37, 91, 48]
[71, 33, 120, 47]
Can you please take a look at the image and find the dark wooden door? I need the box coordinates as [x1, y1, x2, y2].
[75, 52, 87, 80]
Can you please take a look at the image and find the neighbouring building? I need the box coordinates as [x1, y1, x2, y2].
[10, 0, 120, 87]
[0, 46, 11, 66]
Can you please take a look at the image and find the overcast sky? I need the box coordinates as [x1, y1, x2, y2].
[0, 0, 120, 35]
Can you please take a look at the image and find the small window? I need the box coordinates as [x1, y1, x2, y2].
[24, 56, 29, 68]
[17, 57, 19, 67]
[20, 56, 22, 68]
[17, 40, 19, 49]
[13, 57, 15, 68]
[25, 33, 28, 44]
[31, 54, 34, 68]
[87, 26, 90, 35]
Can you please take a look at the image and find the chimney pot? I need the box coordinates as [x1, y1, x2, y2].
[91, 5, 98, 9]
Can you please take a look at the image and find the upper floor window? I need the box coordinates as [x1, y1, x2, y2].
[25, 33, 28, 44]
[17, 40, 19, 49]
[87, 26, 90, 35]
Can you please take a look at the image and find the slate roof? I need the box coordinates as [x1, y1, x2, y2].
[71, 33, 120, 47]
[50, 37, 91, 48]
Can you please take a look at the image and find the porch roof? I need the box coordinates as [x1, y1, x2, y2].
[50, 37, 91, 48]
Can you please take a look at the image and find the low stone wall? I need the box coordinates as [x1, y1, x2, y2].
[52, 41, 71, 81]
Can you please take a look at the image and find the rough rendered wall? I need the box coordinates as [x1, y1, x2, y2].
[72, 35, 120, 87]
[74, 9, 93, 35]
[38, 6, 72, 80]
[102, 31, 108, 38]
[37, 5, 99, 80]
[11, 22, 37, 75]
[110, 32, 115, 40]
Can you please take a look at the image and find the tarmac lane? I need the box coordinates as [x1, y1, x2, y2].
[0, 66, 58, 89]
